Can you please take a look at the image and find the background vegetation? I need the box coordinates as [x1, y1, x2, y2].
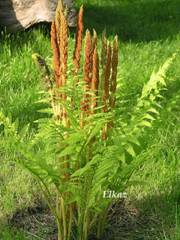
[0, 0, 179, 239]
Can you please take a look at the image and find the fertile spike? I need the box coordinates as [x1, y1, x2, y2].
[110, 35, 119, 108]
[84, 29, 92, 88]
[80, 30, 93, 124]
[51, 21, 61, 87]
[59, 9, 68, 87]
[91, 46, 99, 112]
[102, 43, 112, 141]
[101, 30, 107, 68]
[55, 1, 63, 44]
[103, 42, 112, 111]
[73, 5, 84, 74]
[92, 29, 98, 52]
[58, 7, 69, 126]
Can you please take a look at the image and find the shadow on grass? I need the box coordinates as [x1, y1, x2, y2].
[103, 182, 180, 240]
[82, 0, 180, 42]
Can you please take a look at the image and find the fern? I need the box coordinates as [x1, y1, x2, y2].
[0, 53, 177, 240]
[0, 3, 178, 239]
[79, 54, 177, 212]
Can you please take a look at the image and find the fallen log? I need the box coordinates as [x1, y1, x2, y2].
[0, 0, 77, 32]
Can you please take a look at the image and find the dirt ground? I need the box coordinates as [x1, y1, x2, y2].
[9, 200, 162, 240]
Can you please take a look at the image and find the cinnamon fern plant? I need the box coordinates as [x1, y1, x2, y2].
[0, 1, 177, 240]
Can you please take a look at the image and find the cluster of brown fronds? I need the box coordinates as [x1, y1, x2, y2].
[50, 3, 119, 138]
[32, 3, 119, 240]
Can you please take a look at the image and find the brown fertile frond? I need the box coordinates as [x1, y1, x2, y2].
[58, 0, 64, 9]
[102, 43, 112, 141]
[102, 40, 111, 141]
[92, 46, 99, 92]
[100, 30, 107, 95]
[92, 29, 98, 52]
[81, 30, 92, 120]
[101, 30, 107, 68]
[103, 42, 112, 110]
[55, 1, 63, 44]
[73, 5, 84, 74]
[110, 35, 119, 108]
[51, 21, 61, 87]
[58, 7, 69, 126]
[91, 46, 99, 112]
[59, 9, 68, 87]
[84, 29, 92, 87]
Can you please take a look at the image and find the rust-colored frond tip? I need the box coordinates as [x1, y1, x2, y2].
[113, 35, 119, 57]
[111, 35, 119, 93]
[73, 5, 84, 73]
[55, 0, 63, 40]
[92, 29, 98, 52]
[59, 8, 68, 87]
[109, 35, 119, 109]
[51, 21, 60, 86]
[81, 30, 93, 116]
[92, 46, 99, 92]
[84, 29, 92, 86]
[101, 30, 107, 67]
[104, 43, 112, 99]
[91, 46, 99, 111]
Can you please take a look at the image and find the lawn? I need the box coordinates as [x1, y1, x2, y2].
[0, 0, 179, 239]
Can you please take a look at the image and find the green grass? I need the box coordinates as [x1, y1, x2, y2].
[0, 0, 179, 239]
[0, 227, 26, 240]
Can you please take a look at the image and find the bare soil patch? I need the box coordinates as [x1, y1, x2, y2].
[9, 200, 162, 240]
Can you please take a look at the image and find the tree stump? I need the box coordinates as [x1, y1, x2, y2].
[0, 0, 77, 32]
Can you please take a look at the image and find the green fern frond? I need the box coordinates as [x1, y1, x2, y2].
[141, 53, 176, 99]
